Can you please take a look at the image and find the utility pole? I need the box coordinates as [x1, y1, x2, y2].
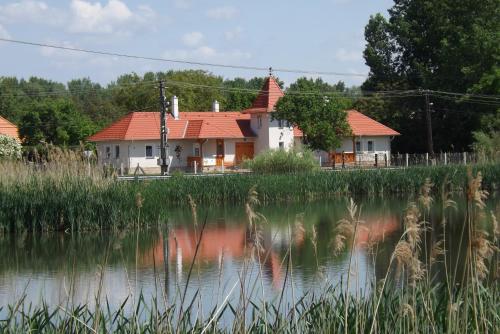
[424, 89, 434, 155]
[159, 81, 169, 175]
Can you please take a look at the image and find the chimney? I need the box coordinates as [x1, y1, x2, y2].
[172, 95, 179, 120]
[212, 100, 219, 112]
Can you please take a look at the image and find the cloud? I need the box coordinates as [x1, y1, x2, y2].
[334, 48, 362, 62]
[0, 0, 157, 34]
[69, 0, 132, 33]
[206, 6, 238, 20]
[0, 24, 11, 39]
[0, 1, 65, 25]
[174, 0, 192, 9]
[224, 27, 242, 41]
[69, 0, 158, 34]
[181, 31, 203, 47]
[163, 46, 251, 62]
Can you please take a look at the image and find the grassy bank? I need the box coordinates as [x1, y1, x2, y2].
[1, 174, 499, 333]
[0, 161, 499, 231]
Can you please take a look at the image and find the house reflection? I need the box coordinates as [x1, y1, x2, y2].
[140, 215, 400, 289]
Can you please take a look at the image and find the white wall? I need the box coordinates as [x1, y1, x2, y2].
[96, 138, 257, 170]
[98, 140, 198, 171]
[334, 136, 391, 155]
[268, 118, 294, 150]
[250, 113, 294, 154]
[96, 141, 130, 170]
[250, 114, 269, 154]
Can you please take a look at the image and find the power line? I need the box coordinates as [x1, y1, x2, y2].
[431, 90, 500, 101]
[0, 37, 367, 78]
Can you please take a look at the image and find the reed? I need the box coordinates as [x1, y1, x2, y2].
[1, 160, 500, 232]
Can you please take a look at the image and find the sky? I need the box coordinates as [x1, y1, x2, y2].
[0, 0, 394, 87]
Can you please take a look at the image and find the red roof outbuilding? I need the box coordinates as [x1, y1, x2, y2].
[0, 116, 20, 140]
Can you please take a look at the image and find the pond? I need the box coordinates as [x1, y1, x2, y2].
[0, 195, 498, 318]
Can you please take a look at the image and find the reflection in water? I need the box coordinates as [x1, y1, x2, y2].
[0, 195, 492, 316]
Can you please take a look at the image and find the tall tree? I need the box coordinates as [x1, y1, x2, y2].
[274, 78, 352, 151]
[19, 99, 96, 146]
[359, 0, 500, 152]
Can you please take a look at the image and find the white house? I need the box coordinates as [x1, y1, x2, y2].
[88, 75, 400, 173]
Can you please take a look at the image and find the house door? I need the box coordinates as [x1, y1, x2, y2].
[235, 142, 254, 165]
[216, 139, 224, 167]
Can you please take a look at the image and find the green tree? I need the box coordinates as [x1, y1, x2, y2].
[19, 99, 96, 146]
[360, 0, 500, 152]
[274, 78, 352, 151]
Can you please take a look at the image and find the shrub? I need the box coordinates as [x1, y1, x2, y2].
[243, 149, 319, 173]
[472, 131, 500, 162]
[0, 134, 21, 160]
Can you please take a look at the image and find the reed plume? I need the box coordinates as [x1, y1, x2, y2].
[333, 198, 361, 256]
[394, 203, 426, 285]
[467, 170, 497, 281]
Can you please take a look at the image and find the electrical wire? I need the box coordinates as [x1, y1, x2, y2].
[0, 37, 367, 78]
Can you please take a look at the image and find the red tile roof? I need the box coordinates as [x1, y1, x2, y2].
[243, 76, 284, 114]
[0, 116, 19, 140]
[88, 111, 256, 142]
[347, 110, 400, 136]
[292, 110, 400, 137]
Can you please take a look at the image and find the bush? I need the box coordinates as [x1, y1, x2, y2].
[0, 134, 21, 160]
[472, 131, 500, 162]
[243, 149, 319, 173]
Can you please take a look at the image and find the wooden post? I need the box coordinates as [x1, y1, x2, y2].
[463, 152, 467, 165]
[426, 153, 429, 166]
[342, 151, 345, 169]
[194, 160, 197, 174]
[405, 153, 409, 167]
[375, 153, 378, 167]
[384, 153, 388, 167]
[444, 152, 447, 165]
[120, 162, 124, 176]
[319, 155, 322, 167]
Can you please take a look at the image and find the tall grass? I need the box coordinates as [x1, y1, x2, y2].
[242, 149, 319, 173]
[1, 160, 500, 231]
[0, 173, 499, 333]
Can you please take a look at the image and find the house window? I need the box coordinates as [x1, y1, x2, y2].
[115, 145, 120, 158]
[356, 141, 361, 152]
[145, 145, 153, 158]
[193, 143, 200, 157]
[258, 116, 262, 129]
[279, 141, 284, 149]
[105, 146, 111, 159]
[368, 141, 375, 152]
[278, 119, 284, 128]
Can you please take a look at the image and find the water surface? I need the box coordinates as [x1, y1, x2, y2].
[0, 195, 497, 316]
